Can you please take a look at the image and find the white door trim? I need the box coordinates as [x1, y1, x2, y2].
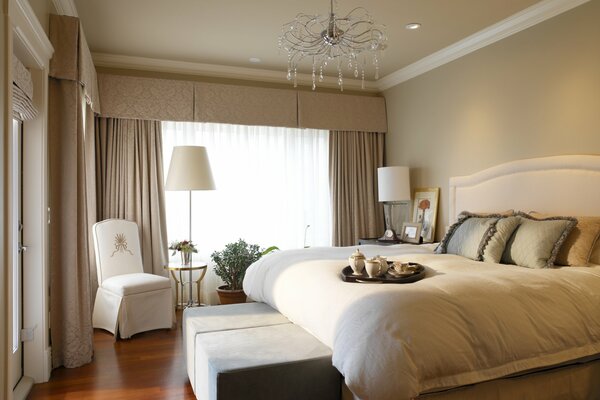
[9, 0, 54, 388]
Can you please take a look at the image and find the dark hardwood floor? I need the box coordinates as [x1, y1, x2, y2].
[28, 311, 195, 399]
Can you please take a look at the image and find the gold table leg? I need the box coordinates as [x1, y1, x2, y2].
[169, 270, 181, 310]
[195, 267, 207, 306]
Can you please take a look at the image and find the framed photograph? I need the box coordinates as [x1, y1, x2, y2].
[400, 222, 422, 244]
[412, 187, 440, 243]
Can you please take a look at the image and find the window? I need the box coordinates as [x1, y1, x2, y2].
[162, 121, 331, 262]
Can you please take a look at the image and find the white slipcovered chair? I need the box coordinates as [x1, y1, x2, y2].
[92, 219, 174, 339]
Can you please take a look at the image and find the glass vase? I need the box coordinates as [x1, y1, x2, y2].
[181, 251, 191, 266]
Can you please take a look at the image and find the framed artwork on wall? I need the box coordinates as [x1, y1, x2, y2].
[411, 187, 440, 243]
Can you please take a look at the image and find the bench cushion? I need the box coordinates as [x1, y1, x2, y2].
[183, 303, 291, 391]
[195, 324, 340, 400]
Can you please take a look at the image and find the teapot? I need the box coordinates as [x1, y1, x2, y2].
[348, 249, 366, 275]
[375, 255, 388, 275]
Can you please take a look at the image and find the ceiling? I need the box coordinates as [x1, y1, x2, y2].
[73, 0, 542, 81]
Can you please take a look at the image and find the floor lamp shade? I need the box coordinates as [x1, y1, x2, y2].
[165, 146, 216, 190]
[378, 166, 411, 202]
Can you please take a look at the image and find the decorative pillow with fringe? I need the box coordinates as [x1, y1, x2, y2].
[501, 212, 577, 268]
[481, 216, 521, 264]
[530, 212, 600, 266]
[435, 212, 505, 261]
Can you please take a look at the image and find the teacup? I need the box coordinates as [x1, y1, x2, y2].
[365, 258, 382, 278]
[393, 261, 410, 273]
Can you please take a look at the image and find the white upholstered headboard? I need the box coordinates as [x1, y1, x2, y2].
[448, 155, 600, 224]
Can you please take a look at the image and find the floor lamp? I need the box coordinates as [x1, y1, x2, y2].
[377, 166, 411, 242]
[165, 146, 215, 306]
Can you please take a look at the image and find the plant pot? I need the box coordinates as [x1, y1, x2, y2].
[216, 285, 247, 305]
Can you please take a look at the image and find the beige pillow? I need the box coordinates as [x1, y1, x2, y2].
[469, 210, 515, 217]
[482, 216, 521, 263]
[530, 212, 600, 266]
[501, 213, 577, 268]
[591, 242, 600, 265]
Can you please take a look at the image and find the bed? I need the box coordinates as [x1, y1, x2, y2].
[243, 154, 600, 400]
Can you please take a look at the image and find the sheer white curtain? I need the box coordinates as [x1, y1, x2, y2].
[162, 121, 331, 304]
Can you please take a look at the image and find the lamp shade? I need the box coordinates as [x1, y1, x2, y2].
[165, 146, 216, 190]
[377, 166, 411, 202]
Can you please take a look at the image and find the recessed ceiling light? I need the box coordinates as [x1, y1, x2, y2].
[405, 23, 421, 30]
[249, 57, 261, 63]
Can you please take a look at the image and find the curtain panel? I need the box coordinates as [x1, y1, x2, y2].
[329, 130, 385, 246]
[95, 117, 169, 276]
[48, 14, 101, 369]
[48, 79, 96, 369]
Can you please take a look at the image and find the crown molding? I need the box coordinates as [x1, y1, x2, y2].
[377, 0, 590, 91]
[51, 0, 78, 17]
[91, 53, 380, 92]
[11, 0, 54, 69]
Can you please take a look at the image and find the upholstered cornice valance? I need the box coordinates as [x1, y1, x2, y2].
[194, 82, 297, 128]
[297, 92, 387, 133]
[97, 73, 388, 132]
[49, 14, 100, 113]
[98, 74, 194, 121]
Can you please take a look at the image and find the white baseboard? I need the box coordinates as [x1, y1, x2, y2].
[43, 347, 52, 382]
[13, 376, 34, 400]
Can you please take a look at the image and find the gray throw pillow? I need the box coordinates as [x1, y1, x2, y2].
[436, 212, 500, 260]
[482, 216, 521, 263]
[501, 213, 577, 268]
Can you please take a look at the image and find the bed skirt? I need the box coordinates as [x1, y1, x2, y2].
[341, 358, 600, 400]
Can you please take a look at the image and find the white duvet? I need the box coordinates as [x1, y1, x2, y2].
[243, 245, 600, 400]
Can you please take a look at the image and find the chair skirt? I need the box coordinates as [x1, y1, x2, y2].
[93, 286, 174, 339]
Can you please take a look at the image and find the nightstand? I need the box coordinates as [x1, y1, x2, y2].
[358, 237, 399, 246]
[358, 237, 421, 246]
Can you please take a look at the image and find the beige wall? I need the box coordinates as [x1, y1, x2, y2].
[383, 0, 600, 239]
[27, 0, 56, 34]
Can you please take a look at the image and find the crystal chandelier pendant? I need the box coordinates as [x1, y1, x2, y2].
[279, 0, 386, 91]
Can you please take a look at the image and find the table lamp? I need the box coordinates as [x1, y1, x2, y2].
[377, 166, 411, 242]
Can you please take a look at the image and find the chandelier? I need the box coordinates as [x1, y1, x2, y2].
[279, 0, 387, 91]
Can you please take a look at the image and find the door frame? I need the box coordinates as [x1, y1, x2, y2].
[7, 0, 54, 397]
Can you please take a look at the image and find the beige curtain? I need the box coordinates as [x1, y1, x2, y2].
[329, 130, 385, 246]
[48, 79, 96, 368]
[95, 117, 168, 276]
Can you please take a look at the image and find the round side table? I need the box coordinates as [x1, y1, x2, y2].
[164, 262, 207, 309]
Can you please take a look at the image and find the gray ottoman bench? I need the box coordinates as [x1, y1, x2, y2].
[183, 302, 291, 390]
[183, 303, 341, 400]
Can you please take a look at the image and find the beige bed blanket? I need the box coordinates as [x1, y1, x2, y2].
[243, 245, 600, 400]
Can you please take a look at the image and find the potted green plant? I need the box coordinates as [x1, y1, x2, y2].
[169, 240, 198, 265]
[211, 239, 278, 304]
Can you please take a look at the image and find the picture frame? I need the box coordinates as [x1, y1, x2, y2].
[400, 222, 422, 244]
[411, 187, 440, 243]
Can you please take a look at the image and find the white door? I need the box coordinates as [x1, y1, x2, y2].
[10, 118, 24, 389]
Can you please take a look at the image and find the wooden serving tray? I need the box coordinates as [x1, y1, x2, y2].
[341, 262, 426, 284]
